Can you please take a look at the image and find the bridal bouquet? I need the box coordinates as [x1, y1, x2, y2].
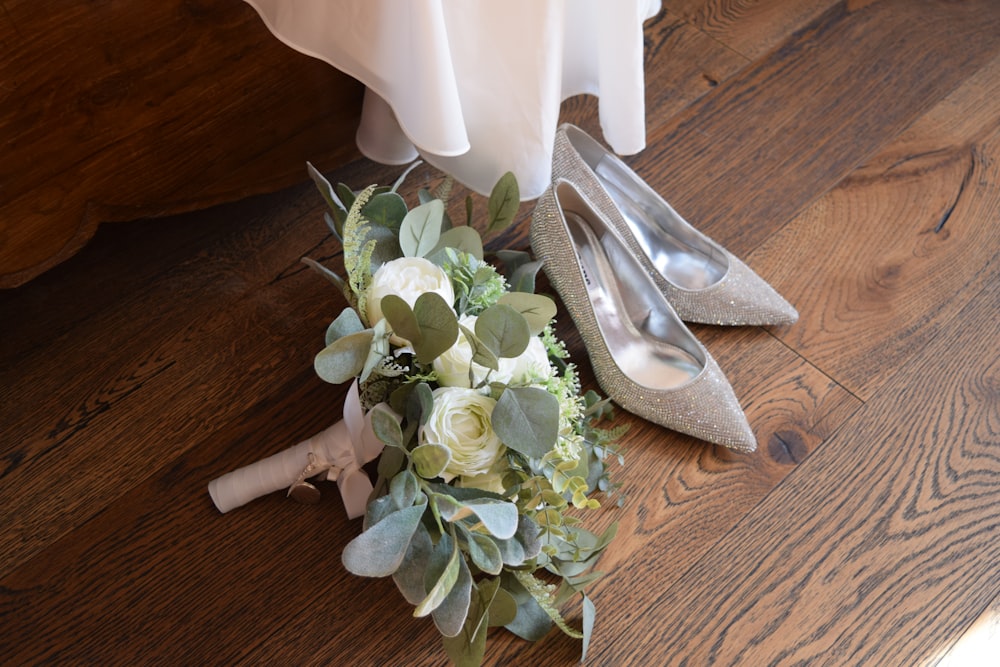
[209, 163, 625, 666]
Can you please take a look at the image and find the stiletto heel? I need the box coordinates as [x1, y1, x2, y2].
[531, 179, 757, 452]
[552, 123, 798, 326]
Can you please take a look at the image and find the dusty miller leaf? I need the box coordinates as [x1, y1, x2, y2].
[342, 503, 426, 577]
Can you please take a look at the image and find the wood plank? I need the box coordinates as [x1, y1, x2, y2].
[933, 592, 1000, 667]
[585, 279, 1000, 666]
[663, 0, 840, 59]
[628, 0, 1000, 257]
[757, 53, 1000, 399]
[0, 157, 405, 575]
[0, 325, 858, 665]
[0, 0, 363, 287]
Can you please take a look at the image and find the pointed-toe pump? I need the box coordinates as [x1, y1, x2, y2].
[531, 179, 757, 452]
[551, 123, 798, 326]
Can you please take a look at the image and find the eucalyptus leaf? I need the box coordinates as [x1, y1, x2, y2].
[487, 586, 518, 628]
[324, 308, 365, 346]
[413, 381, 434, 426]
[442, 581, 488, 667]
[502, 573, 552, 641]
[431, 225, 484, 260]
[492, 386, 560, 458]
[415, 533, 462, 617]
[459, 323, 498, 372]
[509, 259, 544, 293]
[496, 293, 557, 336]
[342, 503, 426, 577]
[380, 294, 421, 344]
[412, 443, 452, 479]
[475, 304, 530, 359]
[411, 292, 460, 364]
[494, 249, 532, 275]
[363, 191, 408, 231]
[307, 162, 347, 220]
[314, 330, 374, 385]
[486, 171, 520, 234]
[400, 198, 445, 257]
[335, 182, 356, 211]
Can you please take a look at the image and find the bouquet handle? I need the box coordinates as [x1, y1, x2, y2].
[208, 381, 386, 518]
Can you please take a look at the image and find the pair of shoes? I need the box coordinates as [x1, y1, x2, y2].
[530, 125, 796, 452]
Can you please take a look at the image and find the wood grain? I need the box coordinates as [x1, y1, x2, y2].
[0, 0, 363, 288]
[625, 0, 1000, 257]
[2, 1, 999, 665]
[595, 281, 1000, 666]
[664, 0, 840, 59]
[761, 53, 1000, 399]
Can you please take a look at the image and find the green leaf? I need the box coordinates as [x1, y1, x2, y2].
[414, 382, 434, 426]
[509, 259, 544, 293]
[431, 226, 484, 260]
[342, 503, 426, 577]
[314, 330, 374, 384]
[363, 191, 408, 231]
[415, 533, 462, 617]
[433, 554, 473, 637]
[390, 469, 420, 509]
[442, 579, 488, 667]
[392, 523, 433, 604]
[411, 292, 460, 364]
[459, 323, 498, 372]
[306, 162, 347, 221]
[581, 594, 596, 662]
[502, 572, 552, 641]
[492, 386, 560, 458]
[324, 308, 365, 346]
[486, 171, 520, 234]
[412, 443, 452, 479]
[497, 293, 557, 336]
[487, 586, 518, 627]
[380, 294, 421, 344]
[436, 496, 519, 540]
[371, 404, 403, 448]
[475, 304, 530, 359]
[400, 199, 445, 257]
[335, 182, 356, 211]
[360, 318, 392, 382]
[467, 532, 503, 575]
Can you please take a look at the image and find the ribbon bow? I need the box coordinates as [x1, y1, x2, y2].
[287, 380, 387, 519]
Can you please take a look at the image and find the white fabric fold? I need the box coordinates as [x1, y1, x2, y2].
[243, 0, 661, 199]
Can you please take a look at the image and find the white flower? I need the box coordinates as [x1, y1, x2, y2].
[366, 257, 455, 330]
[508, 336, 553, 384]
[435, 316, 553, 389]
[421, 387, 505, 482]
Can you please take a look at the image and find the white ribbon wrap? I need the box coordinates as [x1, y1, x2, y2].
[208, 381, 386, 519]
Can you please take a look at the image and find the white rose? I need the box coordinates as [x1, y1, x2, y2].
[365, 257, 455, 330]
[434, 315, 516, 388]
[508, 336, 553, 384]
[421, 387, 506, 482]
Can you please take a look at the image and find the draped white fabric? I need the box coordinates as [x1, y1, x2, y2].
[244, 0, 661, 200]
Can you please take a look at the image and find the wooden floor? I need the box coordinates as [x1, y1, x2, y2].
[2, 1, 998, 665]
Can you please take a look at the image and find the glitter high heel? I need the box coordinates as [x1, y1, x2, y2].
[531, 179, 757, 452]
[552, 123, 798, 326]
